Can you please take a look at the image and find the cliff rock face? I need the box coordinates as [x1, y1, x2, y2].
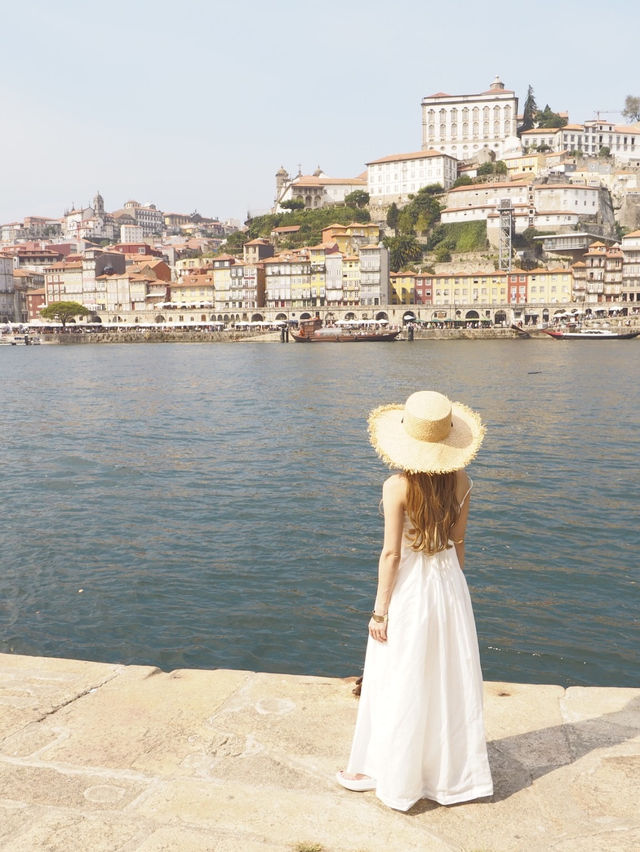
[618, 192, 640, 231]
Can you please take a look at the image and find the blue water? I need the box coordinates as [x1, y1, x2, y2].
[1, 340, 638, 686]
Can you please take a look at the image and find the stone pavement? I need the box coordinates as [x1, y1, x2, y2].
[0, 653, 638, 851]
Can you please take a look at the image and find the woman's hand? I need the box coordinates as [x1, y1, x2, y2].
[369, 616, 388, 643]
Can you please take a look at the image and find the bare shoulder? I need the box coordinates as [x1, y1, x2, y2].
[383, 473, 407, 502]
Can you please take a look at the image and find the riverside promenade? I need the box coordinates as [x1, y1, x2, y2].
[0, 653, 638, 851]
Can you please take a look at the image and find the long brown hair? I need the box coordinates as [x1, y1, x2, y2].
[404, 471, 460, 553]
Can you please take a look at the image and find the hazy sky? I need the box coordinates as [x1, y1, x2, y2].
[2, 0, 638, 224]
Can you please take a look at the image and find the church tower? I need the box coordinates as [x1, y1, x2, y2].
[93, 190, 105, 218]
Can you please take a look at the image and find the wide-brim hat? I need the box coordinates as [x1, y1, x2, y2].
[368, 390, 485, 474]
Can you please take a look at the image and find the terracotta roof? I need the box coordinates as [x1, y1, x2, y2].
[521, 127, 561, 135]
[366, 149, 451, 165]
[623, 229, 640, 238]
[291, 175, 366, 186]
[448, 180, 529, 193]
[244, 238, 271, 246]
[271, 225, 301, 233]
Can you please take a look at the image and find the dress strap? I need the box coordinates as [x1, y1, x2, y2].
[460, 477, 473, 507]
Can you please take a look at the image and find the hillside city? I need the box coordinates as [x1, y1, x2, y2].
[2, 77, 640, 331]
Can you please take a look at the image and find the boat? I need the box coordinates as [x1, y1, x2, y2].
[541, 327, 640, 340]
[291, 318, 401, 343]
[510, 324, 531, 338]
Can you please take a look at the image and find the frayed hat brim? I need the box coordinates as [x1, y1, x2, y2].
[368, 401, 485, 473]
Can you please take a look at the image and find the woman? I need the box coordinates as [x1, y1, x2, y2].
[337, 390, 493, 811]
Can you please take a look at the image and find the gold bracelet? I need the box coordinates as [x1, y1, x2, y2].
[371, 611, 388, 623]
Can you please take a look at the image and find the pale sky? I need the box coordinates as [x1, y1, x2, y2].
[2, 0, 638, 224]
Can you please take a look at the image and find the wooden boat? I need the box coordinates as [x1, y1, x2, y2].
[291, 318, 400, 343]
[541, 327, 640, 340]
[510, 324, 531, 338]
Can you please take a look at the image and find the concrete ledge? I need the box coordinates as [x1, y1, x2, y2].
[0, 653, 638, 851]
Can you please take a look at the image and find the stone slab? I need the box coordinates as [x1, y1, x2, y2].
[0, 653, 638, 851]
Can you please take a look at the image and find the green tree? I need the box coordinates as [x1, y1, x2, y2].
[622, 95, 640, 122]
[452, 174, 473, 188]
[39, 301, 91, 328]
[386, 202, 400, 235]
[477, 162, 494, 176]
[598, 146, 611, 158]
[519, 84, 537, 133]
[281, 198, 305, 211]
[222, 230, 250, 253]
[344, 190, 370, 208]
[536, 104, 567, 128]
[494, 160, 508, 175]
[434, 245, 451, 263]
[383, 235, 423, 272]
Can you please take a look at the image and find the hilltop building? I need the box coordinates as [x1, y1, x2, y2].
[421, 76, 520, 161]
[274, 166, 367, 211]
[366, 150, 458, 215]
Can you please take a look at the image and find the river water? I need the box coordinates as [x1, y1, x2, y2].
[1, 339, 638, 686]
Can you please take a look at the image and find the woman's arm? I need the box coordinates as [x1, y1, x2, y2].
[369, 474, 405, 643]
[450, 470, 471, 570]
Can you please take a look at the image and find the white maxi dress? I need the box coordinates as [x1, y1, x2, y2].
[346, 494, 493, 811]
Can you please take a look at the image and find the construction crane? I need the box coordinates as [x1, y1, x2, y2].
[594, 110, 622, 120]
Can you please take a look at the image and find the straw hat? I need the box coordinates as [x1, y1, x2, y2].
[368, 390, 485, 474]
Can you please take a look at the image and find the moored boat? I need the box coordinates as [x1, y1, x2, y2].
[541, 327, 640, 340]
[291, 318, 400, 343]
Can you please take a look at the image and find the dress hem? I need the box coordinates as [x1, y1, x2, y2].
[377, 783, 494, 812]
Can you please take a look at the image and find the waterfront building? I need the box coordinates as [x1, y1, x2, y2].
[389, 271, 417, 304]
[325, 251, 344, 305]
[580, 241, 623, 304]
[342, 255, 361, 305]
[421, 76, 520, 161]
[25, 287, 46, 321]
[621, 230, 640, 302]
[274, 166, 367, 211]
[366, 150, 457, 213]
[170, 271, 215, 309]
[229, 262, 265, 311]
[526, 268, 572, 304]
[44, 249, 126, 312]
[413, 273, 433, 306]
[308, 244, 333, 306]
[359, 244, 389, 306]
[507, 271, 528, 304]
[0, 255, 14, 321]
[211, 254, 237, 313]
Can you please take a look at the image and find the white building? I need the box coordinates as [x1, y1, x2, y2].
[121, 223, 144, 243]
[359, 244, 389, 306]
[443, 180, 613, 237]
[366, 150, 457, 210]
[522, 120, 640, 161]
[274, 167, 367, 211]
[421, 76, 520, 161]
